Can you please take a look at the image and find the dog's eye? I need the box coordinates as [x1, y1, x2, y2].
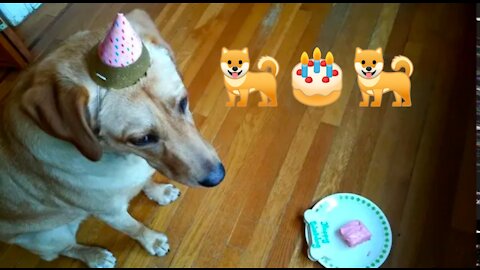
[179, 96, 188, 114]
[228, 60, 231, 64]
[129, 134, 159, 147]
[361, 60, 365, 64]
[373, 60, 376, 65]
[239, 60, 242, 64]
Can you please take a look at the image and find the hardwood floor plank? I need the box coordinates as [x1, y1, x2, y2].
[162, 4, 210, 53]
[451, 115, 476, 234]
[193, 3, 275, 117]
[337, 4, 401, 195]
[390, 7, 467, 266]
[179, 4, 240, 86]
[320, 3, 385, 127]
[186, 4, 254, 110]
[154, 3, 181, 31]
[232, 4, 339, 266]
[312, 3, 383, 200]
[360, 2, 418, 201]
[156, 4, 273, 268]
[266, 123, 337, 267]
[416, 6, 475, 266]
[236, 10, 332, 268]
[193, 5, 303, 266]
[198, 6, 315, 267]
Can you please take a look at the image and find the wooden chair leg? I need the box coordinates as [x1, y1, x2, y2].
[0, 16, 31, 69]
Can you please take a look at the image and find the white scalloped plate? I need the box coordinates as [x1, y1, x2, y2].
[304, 193, 392, 268]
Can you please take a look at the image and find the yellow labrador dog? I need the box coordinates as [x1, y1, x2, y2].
[0, 9, 224, 268]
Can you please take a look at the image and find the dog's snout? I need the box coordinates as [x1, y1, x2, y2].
[366, 66, 372, 71]
[199, 163, 225, 188]
[232, 66, 238, 71]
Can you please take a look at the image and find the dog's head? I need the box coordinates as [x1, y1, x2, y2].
[354, 47, 384, 79]
[220, 47, 250, 79]
[20, 10, 225, 188]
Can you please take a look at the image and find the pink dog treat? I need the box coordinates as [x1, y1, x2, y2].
[339, 220, 371, 247]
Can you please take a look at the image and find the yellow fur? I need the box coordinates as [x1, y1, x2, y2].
[221, 48, 278, 107]
[354, 47, 413, 107]
[391, 55, 413, 77]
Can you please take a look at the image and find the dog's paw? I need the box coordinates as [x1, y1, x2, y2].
[140, 229, 170, 257]
[85, 248, 116, 268]
[144, 183, 180, 206]
[359, 101, 369, 107]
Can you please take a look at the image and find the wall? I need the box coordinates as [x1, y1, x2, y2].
[0, 3, 42, 27]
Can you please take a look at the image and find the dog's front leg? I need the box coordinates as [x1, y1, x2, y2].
[226, 91, 236, 107]
[143, 181, 180, 206]
[236, 89, 249, 107]
[359, 90, 370, 107]
[97, 212, 170, 257]
[370, 89, 383, 107]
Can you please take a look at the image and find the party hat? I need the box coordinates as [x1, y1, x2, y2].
[87, 13, 150, 89]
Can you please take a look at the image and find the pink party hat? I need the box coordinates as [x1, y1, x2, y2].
[98, 13, 142, 68]
[87, 13, 151, 89]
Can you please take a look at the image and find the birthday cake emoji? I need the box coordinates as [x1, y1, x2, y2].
[291, 48, 342, 106]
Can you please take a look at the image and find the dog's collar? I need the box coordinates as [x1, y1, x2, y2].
[93, 84, 105, 137]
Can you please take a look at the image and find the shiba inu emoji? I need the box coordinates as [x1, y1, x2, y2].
[220, 47, 279, 107]
[354, 47, 413, 107]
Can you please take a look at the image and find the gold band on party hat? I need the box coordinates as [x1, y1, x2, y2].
[87, 42, 150, 89]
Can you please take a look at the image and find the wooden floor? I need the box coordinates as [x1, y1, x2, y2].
[0, 3, 476, 268]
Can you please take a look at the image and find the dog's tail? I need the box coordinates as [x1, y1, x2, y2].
[391, 55, 413, 77]
[257, 56, 279, 77]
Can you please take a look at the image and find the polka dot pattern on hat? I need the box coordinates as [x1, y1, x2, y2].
[98, 13, 143, 68]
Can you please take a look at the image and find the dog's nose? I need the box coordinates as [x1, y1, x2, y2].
[199, 163, 225, 187]
[366, 66, 372, 71]
[232, 66, 238, 71]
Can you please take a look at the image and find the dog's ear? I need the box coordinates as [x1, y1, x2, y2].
[376, 47, 382, 54]
[356, 47, 362, 54]
[21, 78, 103, 162]
[242, 47, 248, 54]
[222, 47, 228, 54]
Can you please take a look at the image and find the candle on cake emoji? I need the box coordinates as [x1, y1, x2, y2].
[313, 47, 321, 73]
